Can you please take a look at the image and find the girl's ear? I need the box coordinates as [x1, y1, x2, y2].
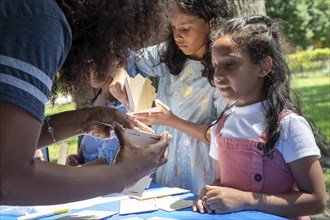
[259, 56, 272, 77]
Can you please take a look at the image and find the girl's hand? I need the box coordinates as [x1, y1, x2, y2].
[193, 187, 212, 214]
[66, 146, 83, 166]
[109, 68, 129, 107]
[205, 185, 249, 214]
[133, 99, 175, 126]
[66, 154, 83, 166]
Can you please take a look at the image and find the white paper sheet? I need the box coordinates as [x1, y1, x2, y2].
[33, 194, 129, 213]
[127, 107, 162, 116]
[122, 175, 152, 197]
[129, 187, 190, 200]
[119, 199, 158, 215]
[57, 210, 117, 220]
[124, 129, 161, 145]
[119, 196, 193, 215]
[156, 196, 193, 212]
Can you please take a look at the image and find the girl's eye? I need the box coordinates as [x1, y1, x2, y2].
[182, 27, 191, 31]
[226, 63, 235, 68]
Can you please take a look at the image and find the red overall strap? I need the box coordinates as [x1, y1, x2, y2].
[215, 113, 229, 140]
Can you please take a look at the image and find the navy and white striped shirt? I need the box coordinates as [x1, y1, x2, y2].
[0, 0, 71, 122]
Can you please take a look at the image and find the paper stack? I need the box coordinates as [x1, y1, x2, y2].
[125, 73, 157, 112]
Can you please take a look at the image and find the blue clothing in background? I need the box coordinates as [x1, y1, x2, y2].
[81, 101, 127, 164]
[127, 44, 226, 194]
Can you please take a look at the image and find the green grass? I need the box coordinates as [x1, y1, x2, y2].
[45, 102, 76, 116]
[292, 75, 330, 193]
[292, 75, 330, 140]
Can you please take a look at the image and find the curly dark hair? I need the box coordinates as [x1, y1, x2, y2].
[54, 0, 177, 98]
[160, 0, 236, 78]
[209, 15, 302, 157]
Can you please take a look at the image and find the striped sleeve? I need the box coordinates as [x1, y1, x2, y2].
[0, 11, 71, 122]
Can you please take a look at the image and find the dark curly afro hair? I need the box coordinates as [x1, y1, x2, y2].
[55, 0, 178, 98]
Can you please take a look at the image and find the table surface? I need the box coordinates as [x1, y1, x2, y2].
[0, 183, 287, 220]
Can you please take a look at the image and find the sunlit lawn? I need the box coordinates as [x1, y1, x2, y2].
[292, 75, 330, 140]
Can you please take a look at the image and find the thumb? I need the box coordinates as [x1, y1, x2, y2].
[205, 185, 220, 191]
[155, 99, 170, 112]
[151, 131, 172, 166]
[112, 121, 130, 148]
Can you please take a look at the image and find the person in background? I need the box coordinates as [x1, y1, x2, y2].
[110, 0, 236, 194]
[0, 0, 175, 205]
[34, 149, 46, 161]
[193, 15, 326, 218]
[67, 73, 127, 166]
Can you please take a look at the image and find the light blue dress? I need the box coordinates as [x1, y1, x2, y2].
[81, 101, 127, 164]
[127, 44, 226, 193]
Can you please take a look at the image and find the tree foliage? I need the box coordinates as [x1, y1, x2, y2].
[265, 0, 330, 49]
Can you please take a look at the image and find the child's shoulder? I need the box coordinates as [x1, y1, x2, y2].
[279, 111, 306, 123]
[280, 112, 313, 138]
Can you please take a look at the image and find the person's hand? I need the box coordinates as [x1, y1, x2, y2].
[133, 99, 175, 126]
[66, 154, 83, 166]
[112, 122, 172, 183]
[83, 106, 153, 138]
[66, 147, 83, 166]
[193, 186, 212, 214]
[34, 149, 46, 161]
[203, 185, 248, 214]
[109, 68, 129, 107]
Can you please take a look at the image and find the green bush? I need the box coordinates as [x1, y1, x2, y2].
[289, 48, 330, 62]
[288, 48, 330, 74]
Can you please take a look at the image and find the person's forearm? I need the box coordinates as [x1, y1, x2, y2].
[38, 108, 88, 147]
[1, 160, 136, 205]
[93, 92, 109, 107]
[167, 115, 210, 143]
[244, 191, 325, 217]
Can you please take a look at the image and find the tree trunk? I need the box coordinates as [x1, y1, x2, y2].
[234, 0, 266, 16]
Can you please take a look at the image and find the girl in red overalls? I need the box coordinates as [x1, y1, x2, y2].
[192, 15, 327, 219]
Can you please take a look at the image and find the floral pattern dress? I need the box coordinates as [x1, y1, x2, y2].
[127, 44, 225, 193]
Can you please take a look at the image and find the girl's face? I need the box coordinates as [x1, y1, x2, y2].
[212, 35, 267, 107]
[170, 11, 209, 60]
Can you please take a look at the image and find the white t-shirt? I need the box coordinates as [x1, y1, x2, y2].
[210, 101, 321, 163]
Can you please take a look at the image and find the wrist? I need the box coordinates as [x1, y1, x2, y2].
[44, 116, 56, 143]
[80, 107, 98, 134]
[115, 161, 145, 186]
[94, 93, 109, 107]
[166, 112, 178, 126]
[244, 191, 259, 211]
